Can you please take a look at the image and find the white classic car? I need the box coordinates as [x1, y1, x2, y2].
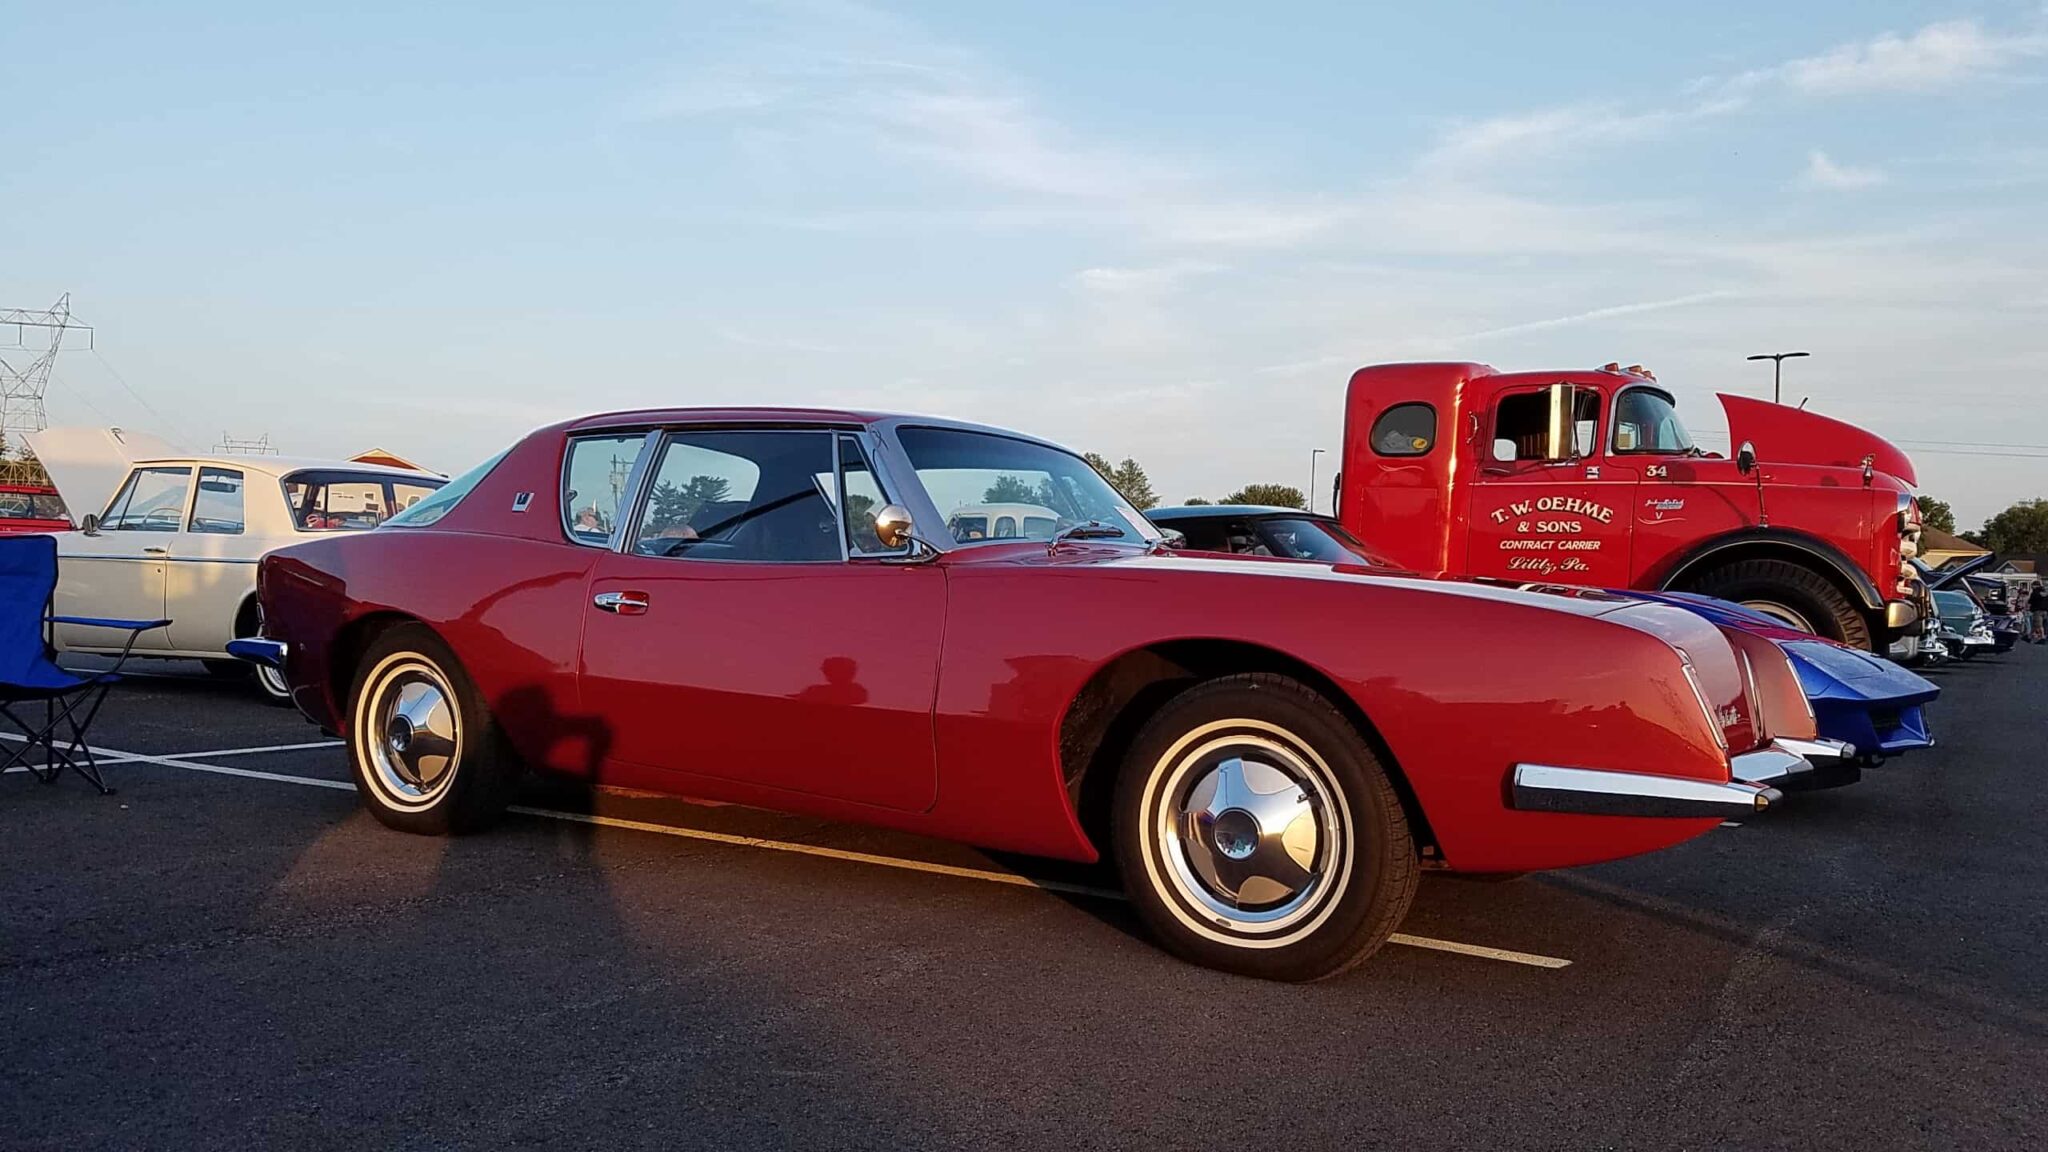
[27, 428, 445, 699]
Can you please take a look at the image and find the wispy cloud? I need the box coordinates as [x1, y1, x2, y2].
[1801, 150, 1887, 189]
[1452, 290, 1743, 342]
[1776, 19, 2048, 94]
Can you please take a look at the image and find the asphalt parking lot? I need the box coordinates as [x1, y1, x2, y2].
[4, 648, 2046, 1151]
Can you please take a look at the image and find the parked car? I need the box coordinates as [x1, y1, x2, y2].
[1931, 590, 1996, 660]
[28, 428, 444, 699]
[1146, 505, 1938, 772]
[237, 409, 1818, 981]
[0, 483, 71, 534]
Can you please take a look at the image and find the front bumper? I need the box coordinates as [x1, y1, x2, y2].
[1885, 599, 1920, 631]
[1509, 753, 1790, 820]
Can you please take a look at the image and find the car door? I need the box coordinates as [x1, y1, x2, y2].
[52, 464, 188, 653]
[163, 466, 256, 654]
[577, 427, 945, 811]
[1463, 383, 1634, 585]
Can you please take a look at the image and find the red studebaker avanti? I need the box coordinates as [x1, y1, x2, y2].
[239, 409, 1815, 981]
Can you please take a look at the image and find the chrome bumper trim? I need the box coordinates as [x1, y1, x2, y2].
[1885, 600, 1920, 630]
[1510, 763, 1780, 819]
[1728, 744, 1815, 786]
[225, 637, 288, 670]
[1775, 737, 1857, 764]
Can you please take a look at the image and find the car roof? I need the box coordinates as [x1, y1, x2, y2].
[126, 455, 444, 481]
[557, 408, 1072, 452]
[1146, 505, 1331, 522]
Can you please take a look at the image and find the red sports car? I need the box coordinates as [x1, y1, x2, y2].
[240, 409, 1814, 980]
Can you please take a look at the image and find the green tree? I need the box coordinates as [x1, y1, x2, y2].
[1222, 483, 1306, 509]
[1082, 452, 1115, 480]
[983, 474, 1038, 503]
[1107, 458, 1159, 510]
[1983, 498, 2048, 554]
[1916, 495, 1956, 535]
[647, 474, 732, 530]
[1183, 496, 1213, 506]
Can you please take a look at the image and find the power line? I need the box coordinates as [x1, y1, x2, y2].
[89, 347, 191, 444]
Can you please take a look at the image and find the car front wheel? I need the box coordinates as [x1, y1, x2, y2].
[348, 624, 519, 835]
[1113, 673, 1417, 982]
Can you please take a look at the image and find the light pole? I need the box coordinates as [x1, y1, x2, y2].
[1308, 449, 1326, 513]
[1746, 351, 1809, 405]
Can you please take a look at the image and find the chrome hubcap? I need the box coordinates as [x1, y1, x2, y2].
[1742, 599, 1815, 633]
[362, 661, 461, 805]
[1153, 727, 1347, 937]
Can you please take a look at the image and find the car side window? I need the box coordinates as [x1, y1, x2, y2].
[101, 467, 193, 532]
[189, 468, 245, 534]
[1370, 403, 1436, 457]
[631, 429, 839, 563]
[562, 434, 650, 546]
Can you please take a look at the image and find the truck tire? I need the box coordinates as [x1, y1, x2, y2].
[1112, 673, 1418, 982]
[1685, 559, 1872, 649]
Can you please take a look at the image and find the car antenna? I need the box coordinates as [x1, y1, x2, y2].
[1797, 397, 1810, 410]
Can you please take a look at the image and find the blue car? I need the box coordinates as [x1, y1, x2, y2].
[1146, 506, 1938, 781]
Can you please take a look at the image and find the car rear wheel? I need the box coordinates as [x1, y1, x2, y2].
[1685, 558, 1873, 650]
[1112, 673, 1417, 982]
[348, 624, 519, 835]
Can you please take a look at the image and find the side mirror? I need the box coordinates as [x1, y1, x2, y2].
[79, 513, 100, 536]
[872, 504, 917, 551]
[1158, 528, 1188, 549]
[1736, 441, 1758, 475]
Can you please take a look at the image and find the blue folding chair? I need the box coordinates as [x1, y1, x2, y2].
[0, 533, 170, 794]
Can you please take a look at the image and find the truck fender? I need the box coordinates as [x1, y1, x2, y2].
[1656, 528, 1884, 612]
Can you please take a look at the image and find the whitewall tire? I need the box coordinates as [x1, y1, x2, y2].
[347, 624, 518, 835]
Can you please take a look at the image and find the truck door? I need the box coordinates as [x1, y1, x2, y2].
[1464, 383, 1635, 585]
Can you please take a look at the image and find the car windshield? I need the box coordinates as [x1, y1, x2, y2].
[896, 427, 1162, 547]
[286, 470, 446, 531]
[1258, 518, 1396, 567]
[1612, 388, 1696, 454]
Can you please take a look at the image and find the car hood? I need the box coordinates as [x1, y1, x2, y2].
[1719, 393, 1916, 487]
[24, 426, 186, 524]
[1780, 637, 1940, 706]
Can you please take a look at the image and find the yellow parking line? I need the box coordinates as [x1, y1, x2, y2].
[35, 738, 1576, 971]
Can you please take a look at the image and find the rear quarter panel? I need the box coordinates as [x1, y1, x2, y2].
[931, 549, 1734, 871]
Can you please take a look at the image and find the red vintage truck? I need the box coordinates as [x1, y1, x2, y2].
[1336, 362, 1922, 651]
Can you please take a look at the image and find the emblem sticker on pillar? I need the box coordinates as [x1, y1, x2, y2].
[511, 492, 533, 512]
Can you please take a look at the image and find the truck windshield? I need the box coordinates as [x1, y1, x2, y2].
[1612, 388, 1696, 454]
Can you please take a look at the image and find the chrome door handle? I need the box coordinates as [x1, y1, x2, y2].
[593, 590, 649, 615]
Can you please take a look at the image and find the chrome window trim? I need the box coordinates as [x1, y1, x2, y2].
[836, 431, 911, 561]
[590, 430, 661, 553]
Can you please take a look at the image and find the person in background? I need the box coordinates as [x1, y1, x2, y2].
[2030, 581, 2048, 644]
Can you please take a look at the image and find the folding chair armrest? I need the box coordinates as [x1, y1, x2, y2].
[46, 616, 172, 633]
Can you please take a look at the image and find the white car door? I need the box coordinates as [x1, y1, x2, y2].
[163, 465, 262, 656]
[52, 465, 190, 654]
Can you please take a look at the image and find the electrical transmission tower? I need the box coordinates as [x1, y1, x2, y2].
[1, 293, 93, 485]
[213, 432, 278, 455]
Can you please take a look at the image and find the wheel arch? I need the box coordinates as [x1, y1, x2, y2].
[1657, 528, 1883, 612]
[1056, 638, 1439, 863]
[326, 610, 433, 712]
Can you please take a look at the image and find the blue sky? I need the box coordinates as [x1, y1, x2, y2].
[5, 0, 2046, 527]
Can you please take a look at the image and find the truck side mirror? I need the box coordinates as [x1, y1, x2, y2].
[1736, 441, 1758, 475]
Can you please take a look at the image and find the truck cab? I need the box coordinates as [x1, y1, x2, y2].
[1337, 362, 1922, 650]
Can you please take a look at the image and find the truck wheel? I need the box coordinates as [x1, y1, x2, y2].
[347, 624, 520, 835]
[1685, 559, 1872, 649]
[1112, 673, 1417, 982]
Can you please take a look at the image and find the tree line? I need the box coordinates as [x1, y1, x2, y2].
[1917, 494, 2048, 555]
[1076, 453, 1306, 511]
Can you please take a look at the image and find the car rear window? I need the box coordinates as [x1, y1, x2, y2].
[384, 451, 506, 529]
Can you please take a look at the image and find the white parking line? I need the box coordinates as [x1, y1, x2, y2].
[19, 738, 1575, 970]
[169, 740, 346, 758]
